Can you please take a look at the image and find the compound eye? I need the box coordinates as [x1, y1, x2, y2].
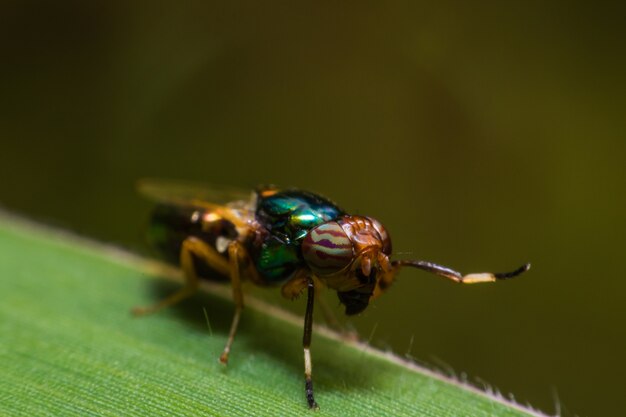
[302, 222, 354, 276]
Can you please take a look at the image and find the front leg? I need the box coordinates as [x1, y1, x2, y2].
[303, 278, 319, 409]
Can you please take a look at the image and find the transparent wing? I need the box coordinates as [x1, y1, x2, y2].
[137, 178, 253, 209]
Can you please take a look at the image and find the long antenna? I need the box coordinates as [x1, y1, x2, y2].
[392, 260, 531, 284]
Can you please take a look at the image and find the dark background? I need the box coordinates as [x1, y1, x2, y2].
[1, 2, 624, 416]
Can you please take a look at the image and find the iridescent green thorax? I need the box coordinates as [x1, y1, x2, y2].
[254, 190, 344, 282]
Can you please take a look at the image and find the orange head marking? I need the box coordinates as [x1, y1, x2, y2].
[338, 215, 392, 275]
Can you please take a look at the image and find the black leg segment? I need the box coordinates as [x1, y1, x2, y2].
[302, 279, 319, 410]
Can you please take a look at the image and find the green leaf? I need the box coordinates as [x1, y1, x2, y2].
[0, 213, 546, 417]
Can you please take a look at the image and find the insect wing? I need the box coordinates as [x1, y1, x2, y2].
[137, 178, 253, 210]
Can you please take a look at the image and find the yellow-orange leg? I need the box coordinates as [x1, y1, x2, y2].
[280, 269, 308, 300]
[132, 236, 230, 316]
[219, 241, 246, 365]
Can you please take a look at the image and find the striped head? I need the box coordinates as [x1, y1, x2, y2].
[301, 215, 392, 315]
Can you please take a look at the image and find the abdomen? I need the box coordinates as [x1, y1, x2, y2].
[148, 203, 232, 281]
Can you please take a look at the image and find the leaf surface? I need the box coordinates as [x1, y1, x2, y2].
[0, 214, 546, 417]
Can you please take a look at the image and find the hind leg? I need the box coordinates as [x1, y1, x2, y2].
[132, 236, 229, 316]
[218, 240, 261, 364]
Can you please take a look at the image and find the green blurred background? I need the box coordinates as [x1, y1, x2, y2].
[1, 2, 624, 416]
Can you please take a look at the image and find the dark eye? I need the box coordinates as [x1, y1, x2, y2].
[302, 222, 354, 275]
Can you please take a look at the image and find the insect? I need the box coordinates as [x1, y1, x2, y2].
[133, 180, 530, 410]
